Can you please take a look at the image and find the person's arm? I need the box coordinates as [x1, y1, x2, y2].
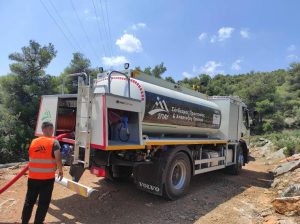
[54, 150, 63, 181]
[52, 140, 63, 181]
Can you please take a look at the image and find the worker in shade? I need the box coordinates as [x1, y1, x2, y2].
[21, 121, 63, 224]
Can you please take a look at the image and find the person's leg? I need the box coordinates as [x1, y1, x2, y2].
[21, 179, 39, 224]
[34, 178, 54, 224]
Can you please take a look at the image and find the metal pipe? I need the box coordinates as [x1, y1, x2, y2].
[108, 71, 131, 98]
[55, 175, 95, 197]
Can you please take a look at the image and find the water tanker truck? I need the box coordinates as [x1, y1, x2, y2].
[35, 67, 251, 199]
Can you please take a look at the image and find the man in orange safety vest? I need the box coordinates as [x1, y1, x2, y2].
[21, 121, 63, 224]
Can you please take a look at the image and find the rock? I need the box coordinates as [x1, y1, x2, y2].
[294, 168, 300, 172]
[280, 153, 300, 163]
[260, 208, 273, 217]
[145, 202, 153, 207]
[0, 162, 21, 169]
[271, 179, 281, 188]
[272, 196, 300, 216]
[284, 117, 296, 127]
[259, 137, 266, 141]
[179, 215, 186, 220]
[278, 186, 285, 190]
[272, 160, 300, 177]
[259, 142, 275, 156]
[263, 215, 279, 224]
[281, 184, 300, 197]
[266, 148, 286, 162]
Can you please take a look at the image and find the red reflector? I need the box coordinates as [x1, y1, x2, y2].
[90, 166, 106, 177]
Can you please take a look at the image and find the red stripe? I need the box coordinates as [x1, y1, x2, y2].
[95, 77, 145, 101]
[102, 96, 107, 148]
[91, 144, 105, 150]
[60, 138, 75, 144]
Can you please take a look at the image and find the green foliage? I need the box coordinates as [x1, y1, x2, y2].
[180, 64, 300, 133]
[0, 40, 57, 162]
[135, 62, 167, 78]
[0, 106, 28, 163]
[59, 52, 98, 94]
[256, 99, 275, 114]
[288, 63, 300, 96]
[254, 130, 300, 156]
[165, 76, 176, 83]
[2, 40, 57, 127]
[262, 120, 273, 133]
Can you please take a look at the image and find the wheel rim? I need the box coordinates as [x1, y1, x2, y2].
[171, 161, 187, 190]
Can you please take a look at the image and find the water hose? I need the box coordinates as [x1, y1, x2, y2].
[118, 115, 130, 142]
[0, 133, 72, 195]
[0, 165, 29, 194]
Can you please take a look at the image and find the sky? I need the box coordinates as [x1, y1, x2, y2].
[0, 0, 299, 80]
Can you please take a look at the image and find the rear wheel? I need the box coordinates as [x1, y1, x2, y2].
[163, 152, 191, 200]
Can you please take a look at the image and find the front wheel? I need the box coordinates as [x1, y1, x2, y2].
[163, 152, 191, 200]
[226, 145, 244, 175]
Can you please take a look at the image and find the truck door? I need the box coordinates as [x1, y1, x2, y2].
[35, 95, 59, 136]
[241, 107, 250, 145]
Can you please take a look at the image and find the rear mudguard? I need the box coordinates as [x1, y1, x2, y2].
[133, 145, 193, 196]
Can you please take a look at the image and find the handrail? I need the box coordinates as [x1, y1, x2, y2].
[108, 71, 131, 98]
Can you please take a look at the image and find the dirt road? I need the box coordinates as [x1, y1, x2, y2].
[0, 150, 298, 224]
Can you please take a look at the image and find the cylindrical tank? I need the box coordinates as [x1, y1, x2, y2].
[94, 75, 222, 136]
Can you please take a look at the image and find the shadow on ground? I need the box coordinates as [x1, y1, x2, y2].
[46, 165, 272, 224]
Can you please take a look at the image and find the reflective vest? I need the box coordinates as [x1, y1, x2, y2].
[28, 136, 57, 180]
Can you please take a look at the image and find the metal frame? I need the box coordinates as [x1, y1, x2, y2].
[194, 165, 226, 174]
[108, 71, 131, 98]
[73, 76, 93, 168]
[195, 157, 225, 165]
[192, 142, 238, 176]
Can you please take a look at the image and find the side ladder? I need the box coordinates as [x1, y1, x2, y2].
[73, 78, 93, 168]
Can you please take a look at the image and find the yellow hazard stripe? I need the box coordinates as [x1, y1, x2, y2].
[104, 140, 227, 150]
[67, 181, 88, 197]
[145, 140, 227, 145]
[105, 145, 145, 150]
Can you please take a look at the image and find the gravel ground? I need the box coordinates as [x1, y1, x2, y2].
[0, 148, 299, 224]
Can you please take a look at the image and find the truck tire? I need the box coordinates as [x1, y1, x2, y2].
[226, 145, 244, 175]
[163, 152, 191, 200]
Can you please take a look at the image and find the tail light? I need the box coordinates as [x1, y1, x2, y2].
[90, 166, 106, 177]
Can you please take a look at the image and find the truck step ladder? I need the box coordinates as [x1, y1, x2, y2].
[73, 77, 93, 168]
